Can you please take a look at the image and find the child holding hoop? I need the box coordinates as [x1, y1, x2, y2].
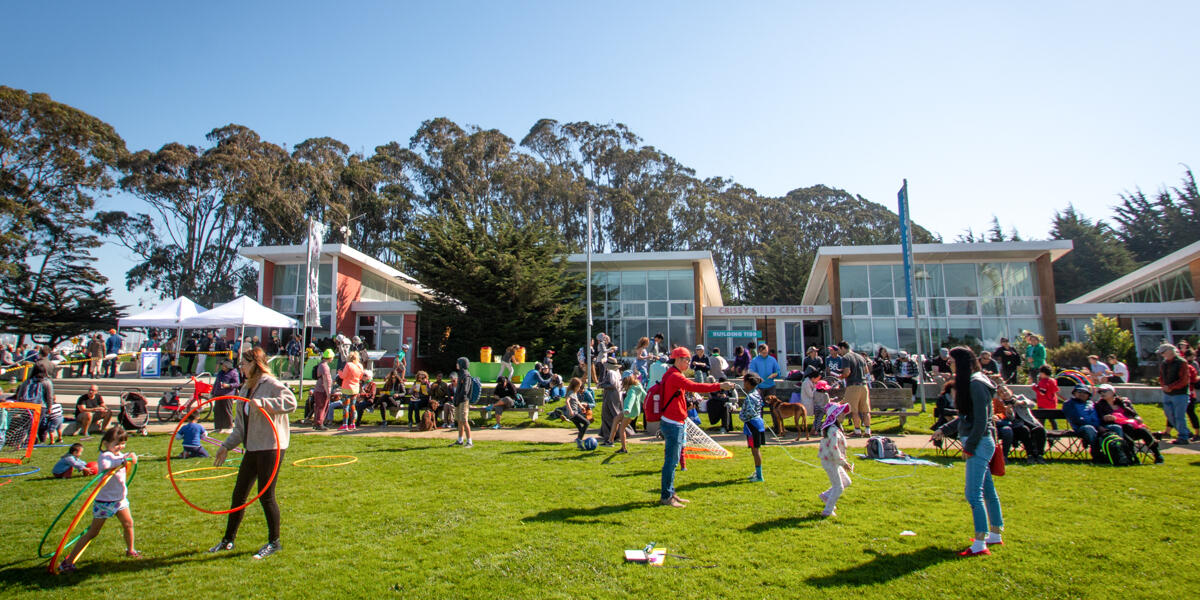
[58, 426, 140, 572]
[210, 347, 296, 561]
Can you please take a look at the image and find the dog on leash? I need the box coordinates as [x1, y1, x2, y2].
[765, 395, 808, 441]
[419, 400, 438, 432]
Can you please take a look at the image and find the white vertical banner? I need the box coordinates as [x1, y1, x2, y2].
[304, 219, 326, 326]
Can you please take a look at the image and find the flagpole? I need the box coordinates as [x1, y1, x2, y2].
[899, 179, 927, 413]
[586, 196, 593, 387]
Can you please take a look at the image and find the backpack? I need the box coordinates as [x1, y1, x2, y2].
[467, 375, 482, 405]
[866, 435, 904, 459]
[19, 379, 45, 407]
[1093, 432, 1135, 466]
[644, 375, 683, 423]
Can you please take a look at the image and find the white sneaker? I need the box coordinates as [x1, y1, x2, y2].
[464, 441, 473, 448]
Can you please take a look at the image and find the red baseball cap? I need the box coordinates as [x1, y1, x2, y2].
[670, 347, 692, 360]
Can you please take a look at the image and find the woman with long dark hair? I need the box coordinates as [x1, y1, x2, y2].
[209, 346, 297, 560]
[951, 346, 1004, 557]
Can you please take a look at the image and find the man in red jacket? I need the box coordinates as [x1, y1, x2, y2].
[659, 347, 735, 507]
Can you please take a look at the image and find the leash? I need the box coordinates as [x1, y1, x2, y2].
[732, 388, 917, 482]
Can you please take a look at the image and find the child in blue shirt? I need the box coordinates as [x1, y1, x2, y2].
[176, 414, 209, 458]
[739, 372, 767, 482]
[52, 443, 95, 479]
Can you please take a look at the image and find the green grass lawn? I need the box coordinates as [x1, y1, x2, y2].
[3, 428, 1198, 599]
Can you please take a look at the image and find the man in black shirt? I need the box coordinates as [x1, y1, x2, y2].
[994, 338, 1022, 384]
[801, 347, 824, 378]
[75, 385, 113, 434]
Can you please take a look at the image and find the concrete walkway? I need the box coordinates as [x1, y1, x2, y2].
[127, 419, 1200, 454]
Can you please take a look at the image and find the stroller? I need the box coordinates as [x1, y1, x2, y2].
[120, 389, 150, 436]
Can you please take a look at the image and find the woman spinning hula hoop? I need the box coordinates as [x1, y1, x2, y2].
[208, 347, 296, 561]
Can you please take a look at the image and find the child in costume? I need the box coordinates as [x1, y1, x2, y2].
[818, 402, 854, 517]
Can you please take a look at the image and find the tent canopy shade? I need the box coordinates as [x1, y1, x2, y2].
[117, 296, 208, 328]
[179, 295, 299, 329]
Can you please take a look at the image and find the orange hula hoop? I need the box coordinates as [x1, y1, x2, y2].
[166, 395, 281, 515]
[48, 462, 131, 573]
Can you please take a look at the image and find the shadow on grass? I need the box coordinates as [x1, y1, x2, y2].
[612, 469, 660, 478]
[673, 478, 745, 493]
[804, 546, 956, 588]
[364, 445, 442, 453]
[0, 550, 223, 590]
[524, 500, 653, 523]
[743, 512, 825, 532]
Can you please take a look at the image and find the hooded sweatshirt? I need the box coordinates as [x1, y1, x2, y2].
[453, 357, 472, 405]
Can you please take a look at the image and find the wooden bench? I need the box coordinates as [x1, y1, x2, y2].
[471, 388, 549, 422]
[867, 387, 920, 431]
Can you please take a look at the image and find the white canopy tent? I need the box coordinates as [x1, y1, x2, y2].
[117, 296, 208, 366]
[118, 296, 207, 328]
[179, 296, 299, 349]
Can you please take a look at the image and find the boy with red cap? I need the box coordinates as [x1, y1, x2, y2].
[659, 347, 735, 507]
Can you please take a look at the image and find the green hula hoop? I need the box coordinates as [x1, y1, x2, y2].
[37, 461, 138, 559]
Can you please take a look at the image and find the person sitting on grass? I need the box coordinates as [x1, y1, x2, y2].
[176, 413, 209, 458]
[74, 385, 113, 436]
[548, 373, 566, 400]
[606, 373, 644, 453]
[52, 443, 96, 479]
[486, 375, 519, 429]
[1063, 385, 1124, 448]
[740, 372, 767, 483]
[563, 377, 591, 449]
[1095, 383, 1164, 463]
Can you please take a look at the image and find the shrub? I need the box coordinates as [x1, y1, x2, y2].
[1047, 341, 1091, 371]
[1085, 314, 1133, 362]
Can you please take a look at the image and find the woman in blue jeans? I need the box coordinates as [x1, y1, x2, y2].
[950, 346, 1004, 557]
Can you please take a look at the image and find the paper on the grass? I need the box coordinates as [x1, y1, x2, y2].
[900, 530, 917, 536]
[647, 549, 667, 566]
[624, 550, 647, 562]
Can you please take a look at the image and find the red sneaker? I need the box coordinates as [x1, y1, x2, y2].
[958, 546, 991, 557]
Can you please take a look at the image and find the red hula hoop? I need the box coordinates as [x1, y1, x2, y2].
[166, 395, 281, 515]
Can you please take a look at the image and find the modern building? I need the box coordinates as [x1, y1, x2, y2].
[237, 238, 1198, 371]
[1061, 240, 1200, 361]
[238, 243, 430, 373]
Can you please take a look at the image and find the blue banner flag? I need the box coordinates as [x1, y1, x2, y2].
[898, 180, 916, 318]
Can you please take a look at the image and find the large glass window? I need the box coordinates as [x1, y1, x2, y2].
[839, 265, 869, 298]
[270, 262, 333, 326]
[835, 260, 1044, 354]
[1103, 266, 1194, 304]
[589, 268, 696, 351]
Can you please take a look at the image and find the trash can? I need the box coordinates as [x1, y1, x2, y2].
[481, 346, 492, 364]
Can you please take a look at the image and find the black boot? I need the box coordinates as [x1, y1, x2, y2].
[1152, 442, 1165, 464]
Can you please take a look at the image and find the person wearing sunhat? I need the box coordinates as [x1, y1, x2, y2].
[212, 358, 242, 433]
[1157, 343, 1192, 445]
[658, 347, 735, 507]
[802, 346, 824, 378]
[817, 402, 853, 517]
[1095, 383, 1164, 463]
[311, 349, 335, 431]
[597, 356, 624, 445]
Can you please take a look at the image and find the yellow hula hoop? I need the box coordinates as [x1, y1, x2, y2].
[292, 455, 358, 468]
[165, 466, 238, 481]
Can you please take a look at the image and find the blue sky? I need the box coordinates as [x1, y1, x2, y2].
[5, 1, 1198, 310]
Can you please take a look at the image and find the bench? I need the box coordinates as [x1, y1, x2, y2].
[472, 388, 549, 422]
[866, 387, 920, 431]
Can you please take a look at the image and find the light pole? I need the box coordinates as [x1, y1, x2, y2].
[585, 195, 593, 386]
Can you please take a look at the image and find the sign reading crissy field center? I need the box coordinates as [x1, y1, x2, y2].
[704, 305, 832, 317]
